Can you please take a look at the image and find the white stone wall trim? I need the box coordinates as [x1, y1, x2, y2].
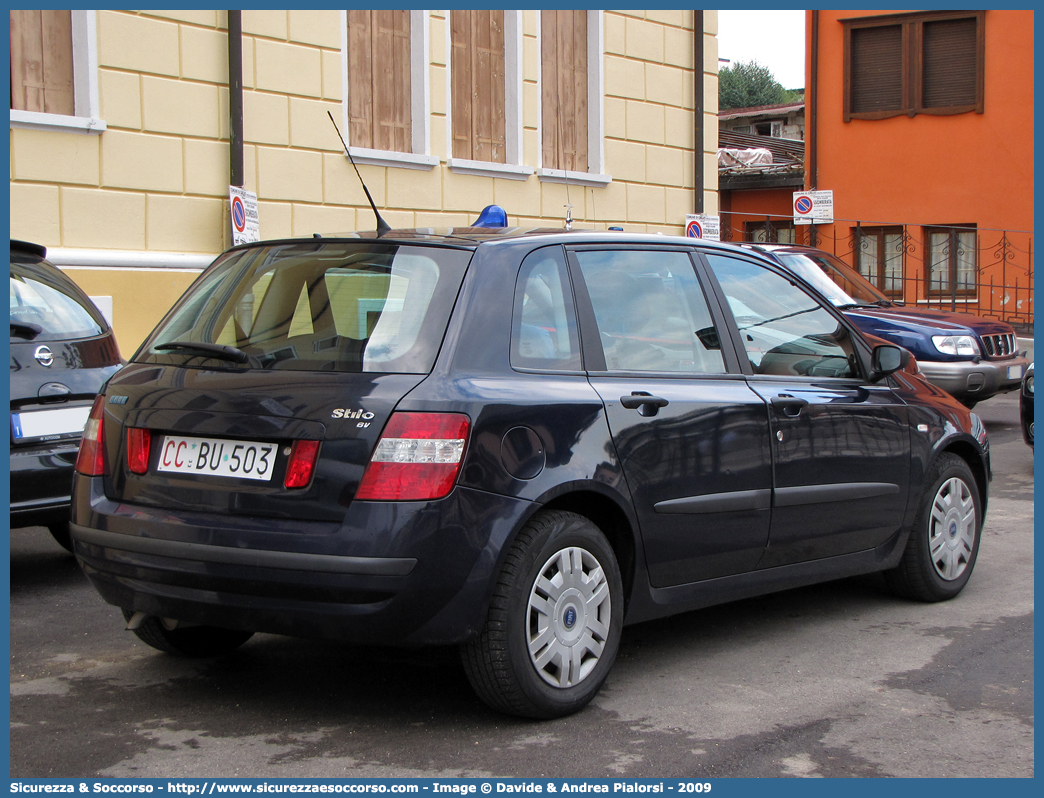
[535, 168, 611, 188]
[447, 158, 535, 181]
[47, 248, 217, 270]
[10, 110, 106, 134]
[344, 149, 439, 170]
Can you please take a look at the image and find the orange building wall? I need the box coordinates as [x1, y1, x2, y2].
[720, 187, 801, 242]
[804, 9, 1033, 322]
[809, 9, 1033, 231]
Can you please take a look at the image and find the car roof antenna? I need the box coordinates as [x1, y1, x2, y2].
[327, 110, 391, 236]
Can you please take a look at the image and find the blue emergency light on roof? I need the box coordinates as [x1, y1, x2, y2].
[472, 205, 508, 228]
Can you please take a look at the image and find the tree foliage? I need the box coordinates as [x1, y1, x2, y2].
[719, 60, 800, 110]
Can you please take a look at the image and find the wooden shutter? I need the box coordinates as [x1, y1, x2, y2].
[10, 10, 74, 115]
[541, 10, 588, 172]
[347, 10, 411, 152]
[921, 17, 978, 109]
[451, 10, 505, 163]
[849, 24, 903, 115]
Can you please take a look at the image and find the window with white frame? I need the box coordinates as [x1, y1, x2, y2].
[340, 10, 436, 170]
[9, 9, 105, 133]
[536, 10, 608, 186]
[446, 10, 532, 180]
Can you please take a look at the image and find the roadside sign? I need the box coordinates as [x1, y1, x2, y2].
[229, 186, 260, 245]
[793, 190, 833, 225]
[685, 214, 720, 240]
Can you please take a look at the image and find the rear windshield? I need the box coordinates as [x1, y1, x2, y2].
[10, 258, 106, 342]
[137, 242, 472, 374]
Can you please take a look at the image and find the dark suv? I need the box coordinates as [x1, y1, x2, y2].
[10, 240, 122, 551]
[745, 244, 1029, 407]
[69, 228, 989, 718]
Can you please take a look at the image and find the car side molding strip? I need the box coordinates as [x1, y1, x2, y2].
[774, 482, 900, 507]
[71, 526, 417, 576]
[654, 482, 899, 514]
[654, 489, 772, 514]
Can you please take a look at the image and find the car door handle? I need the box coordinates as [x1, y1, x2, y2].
[620, 392, 670, 417]
[770, 395, 809, 417]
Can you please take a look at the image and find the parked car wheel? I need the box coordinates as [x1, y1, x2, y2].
[885, 453, 981, 602]
[121, 609, 254, 657]
[461, 510, 623, 718]
[47, 522, 73, 553]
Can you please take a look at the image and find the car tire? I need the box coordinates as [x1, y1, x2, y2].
[884, 453, 981, 602]
[121, 609, 254, 657]
[461, 510, 624, 719]
[47, 522, 73, 553]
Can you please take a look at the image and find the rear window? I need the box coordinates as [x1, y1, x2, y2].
[138, 242, 471, 374]
[10, 258, 106, 342]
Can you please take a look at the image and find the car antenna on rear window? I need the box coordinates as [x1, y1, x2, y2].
[327, 110, 391, 236]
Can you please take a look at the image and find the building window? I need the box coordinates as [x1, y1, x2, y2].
[745, 220, 796, 244]
[854, 226, 904, 295]
[536, 10, 608, 186]
[925, 226, 977, 297]
[446, 11, 531, 180]
[9, 9, 104, 133]
[11, 10, 74, 115]
[340, 11, 435, 170]
[843, 10, 984, 121]
[541, 10, 587, 173]
[347, 11, 411, 153]
[451, 10, 506, 164]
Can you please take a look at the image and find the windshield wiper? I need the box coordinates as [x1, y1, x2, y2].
[836, 302, 881, 310]
[153, 341, 249, 364]
[10, 321, 43, 340]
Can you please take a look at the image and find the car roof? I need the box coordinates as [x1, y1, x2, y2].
[228, 227, 771, 258]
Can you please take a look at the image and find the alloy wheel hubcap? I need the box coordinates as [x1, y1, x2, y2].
[929, 477, 976, 581]
[527, 546, 612, 688]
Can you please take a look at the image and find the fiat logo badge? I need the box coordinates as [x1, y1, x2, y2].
[34, 345, 54, 367]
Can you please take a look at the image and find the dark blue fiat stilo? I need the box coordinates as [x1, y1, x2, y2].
[69, 227, 990, 718]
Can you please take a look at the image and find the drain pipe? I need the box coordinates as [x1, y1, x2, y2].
[228, 10, 244, 188]
[693, 11, 705, 214]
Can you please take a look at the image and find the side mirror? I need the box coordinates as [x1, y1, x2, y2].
[868, 344, 909, 383]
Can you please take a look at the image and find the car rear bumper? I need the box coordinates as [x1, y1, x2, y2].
[69, 478, 533, 646]
[9, 441, 79, 528]
[918, 355, 1029, 401]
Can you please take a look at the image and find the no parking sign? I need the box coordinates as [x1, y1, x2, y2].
[685, 214, 720, 240]
[229, 186, 260, 245]
[793, 190, 833, 225]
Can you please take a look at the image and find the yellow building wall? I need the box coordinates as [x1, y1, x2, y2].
[10, 10, 720, 354]
[57, 268, 202, 356]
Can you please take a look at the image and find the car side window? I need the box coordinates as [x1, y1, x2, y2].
[510, 247, 582, 370]
[705, 253, 858, 379]
[574, 249, 726, 374]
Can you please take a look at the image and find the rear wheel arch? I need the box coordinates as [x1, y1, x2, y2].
[539, 489, 638, 606]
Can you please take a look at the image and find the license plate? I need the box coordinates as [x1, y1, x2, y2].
[156, 435, 278, 481]
[1007, 365, 1024, 380]
[11, 405, 91, 442]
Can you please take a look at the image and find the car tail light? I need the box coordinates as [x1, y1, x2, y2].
[356, 412, 470, 501]
[284, 440, 321, 489]
[74, 396, 108, 476]
[126, 428, 151, 475]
